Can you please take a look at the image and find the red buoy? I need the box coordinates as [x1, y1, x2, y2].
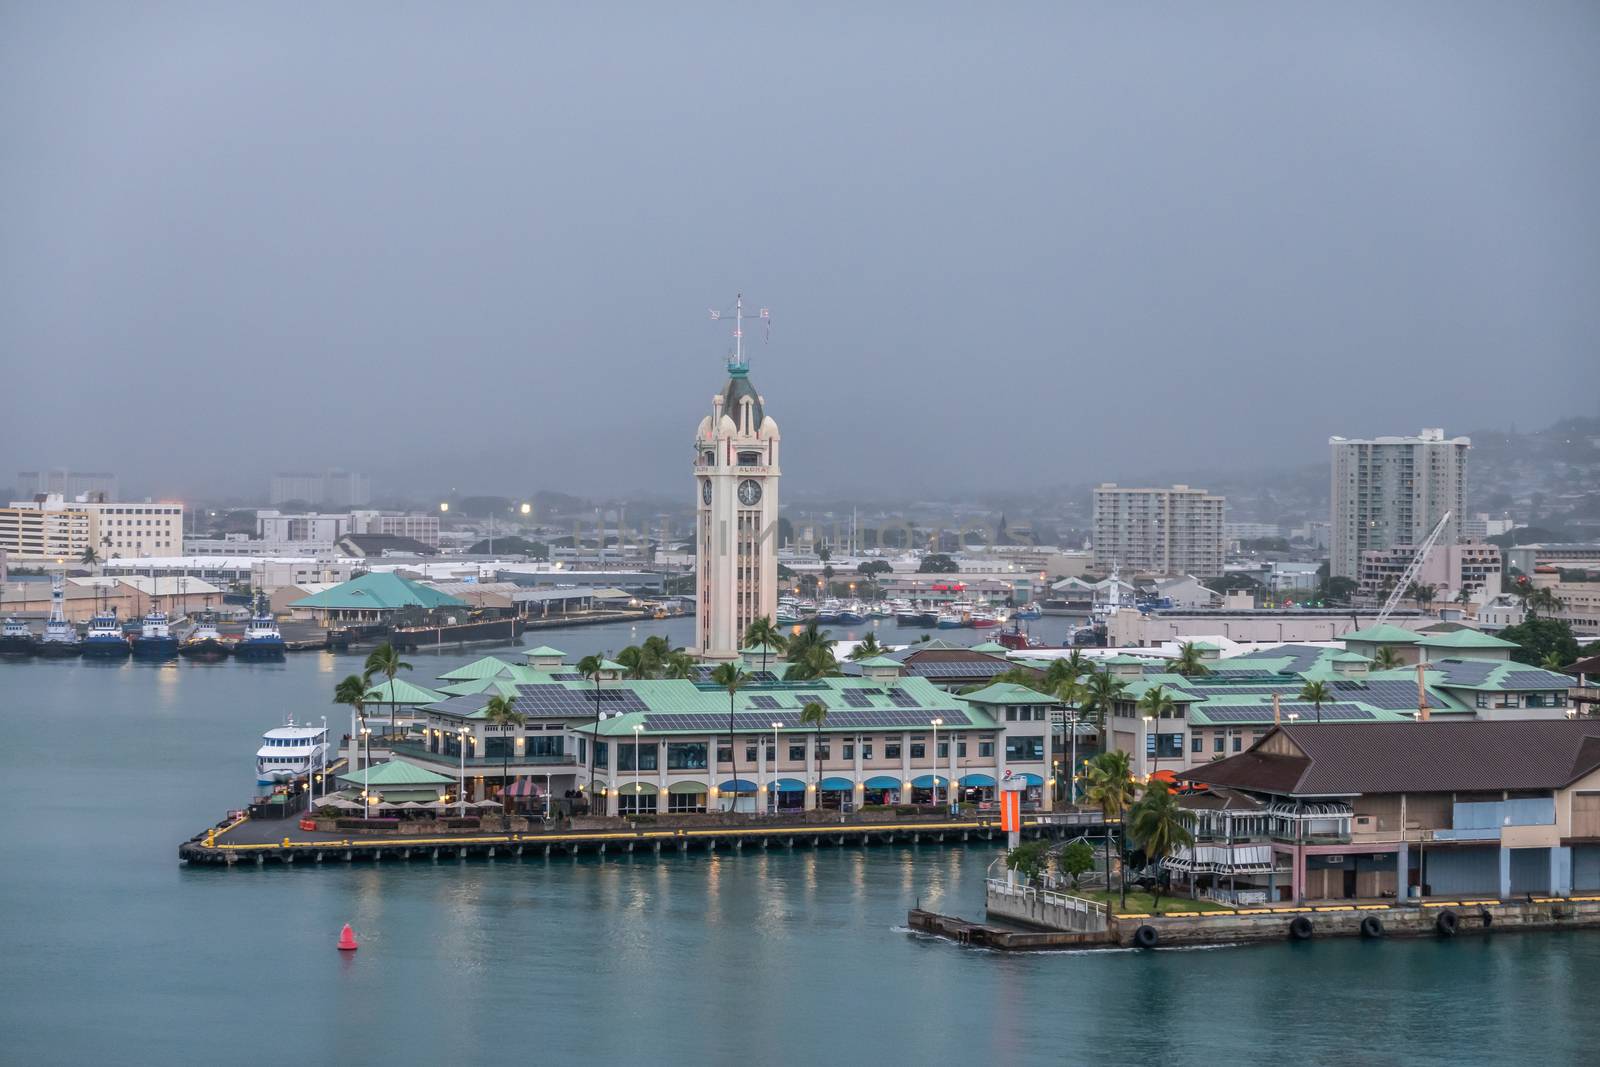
[337, 923, 359, 951]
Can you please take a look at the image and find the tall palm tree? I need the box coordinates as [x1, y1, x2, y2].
[847, 632, 885, 661]
[1299, 679, 1331, 724]
[1528, 587, 1565, 618]
[1040, 650, 1092, 694]
[1055, 676, 1088, 803]
[798, 700, 828, 799]
[363, 642, 413, 734]
[710, 662, 746, 813]
[662, 651, 697, 680]
[616, 645, 653, 679]
[641, 635, 672, 667]
[1138, 684, 1177, 775]
[742, 615, 787, 675]
[577, 654, 605, 812]
[786, 618, 830, 664]
[1084, 750, 1139, 907]
[334, 673, 369, 771]
[1372, 646, 1404, 671]
[1541, 650, 1568, 671]
[1128, 779, 1195, 911]
[1172, 641, 1210, 677]
[79, 545, 100, 573]
[785, 644, 842, 681]
[1082, 669, 1129, 753]
[483, 694, 526, 808]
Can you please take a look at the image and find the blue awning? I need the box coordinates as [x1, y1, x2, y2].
[959, 773, 996, 787]
[911, 774, 945, 788]
[772, 777, 806, 793]
[718, 778, 758, 793]
[819, 776, 855, 791]
[1011, 772, 1045, 787]
[863, 775, 902, 790]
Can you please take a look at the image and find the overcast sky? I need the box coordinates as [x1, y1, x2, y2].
[3, 2, 1597, 502]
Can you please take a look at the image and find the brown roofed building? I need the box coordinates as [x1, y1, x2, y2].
[1171, 721, 1600, 905]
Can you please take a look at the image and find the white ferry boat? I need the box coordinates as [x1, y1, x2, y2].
[256, 718, 330, 785]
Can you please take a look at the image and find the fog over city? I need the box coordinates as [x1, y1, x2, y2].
[3, 3, 1597, 501]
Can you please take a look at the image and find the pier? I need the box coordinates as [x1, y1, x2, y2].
[179, 812, 1068, 867]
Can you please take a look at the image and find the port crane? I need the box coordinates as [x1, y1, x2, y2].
[1374, 511, 1451, 627]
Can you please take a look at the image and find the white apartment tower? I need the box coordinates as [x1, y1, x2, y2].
[694, 299, 781, 660]
[1092, 484, 1226, 578]
[1329, 428, 1468, 579]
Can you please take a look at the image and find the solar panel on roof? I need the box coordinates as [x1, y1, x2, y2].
[1502, 671, 1564, 690]
[887, 688, 920, 708]
[511, 685, 646, 717]
[748, 695, 780, 709]
[1204, 703, 1376, 723]
[1431, 660, 1496, 686]
[906, 661, 1010, 678]
[640, 708, 973, 730]
[842, 690, 874, 707]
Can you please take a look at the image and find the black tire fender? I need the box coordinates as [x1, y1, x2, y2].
[1359, 914, 1384, 939]
[1480, 908, 1493, 929]
[1437, 908, 1460, 937]
[1289, 915, 1314, 940]
[1133, 924, 1159, 949]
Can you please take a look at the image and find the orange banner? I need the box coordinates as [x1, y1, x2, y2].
[1000, 790, 1020, 832]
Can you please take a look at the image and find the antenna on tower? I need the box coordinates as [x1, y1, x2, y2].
[708, 294, 771, 371]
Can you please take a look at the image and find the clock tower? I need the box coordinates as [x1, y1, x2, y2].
[694, 297, 781, 660]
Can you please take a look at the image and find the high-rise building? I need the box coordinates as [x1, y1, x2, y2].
[0, 494, 182, 561]
[694, 309, 780, 660]
[16, 470, 119, 500]
[1329, 428, 1468, 579]
[270, 470, 371, 507]
[1092, 484, 1226, 578]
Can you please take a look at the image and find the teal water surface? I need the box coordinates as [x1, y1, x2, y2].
[2, 625, 1598, 1066]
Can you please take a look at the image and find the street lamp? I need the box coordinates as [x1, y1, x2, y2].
[771, 721, 783, 814]
[930, 718, 944, 807]
[439, 502, 449, 513]
[458, 727, 469, 817]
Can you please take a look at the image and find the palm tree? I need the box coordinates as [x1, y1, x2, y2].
[1528, 587, 1565, 618]
[363, 642, 413, 734]
[710, 662, 746, 813]
[799, 700, 828, 798]
[1138, 684, 1177, 775]
[79, 545, 100, 573]
[1040, 650, 1092, 693]
[1455, 586, 1475, 612]
[334, 673, 369, 771]
[1128, 779, 1195, 911]
[1299, 679, 1331, 724]
[1055, 676, 1088, 803]
[1408, 582, 1437, 612]
[847, 632, 885, 661]
[742, 615, 787, 675]
[1541, 650, 1568, 671]
[577, 654, 605, 811]
[1082, 669, 1129, 752]
[616, 645, 653, 679]
[1084, 750, 1139, 908]
[483, 694, 526, 809]
[785, 644, 842, 681]
[1172, 641, 1210, 677]
[1373, 646, 1404, 671]
[662, 651, 698, 680]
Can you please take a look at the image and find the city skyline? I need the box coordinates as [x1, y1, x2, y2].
[4, 5, 1598, 499]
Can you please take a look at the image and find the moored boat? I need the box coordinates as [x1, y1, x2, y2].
[0, 616, 35, 656]
[256, 717, 331, 785]
[179, 614, 231, 660]
[234, 598, 286, 660]
[81, 609, 131, 657]
[132, 609, 180, 658]
[34, 576, 81, 657]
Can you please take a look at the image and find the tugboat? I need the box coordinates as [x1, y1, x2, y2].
[234, 596, 286, 660]
[132, 609, 180, 658]
[0, 616, 35, 656]
[179, 612, 231, 661]
[82, 608, 131, 657]
[34, 576, 82, 657]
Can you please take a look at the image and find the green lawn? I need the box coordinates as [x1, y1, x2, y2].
[1074, 890, 1234, 914]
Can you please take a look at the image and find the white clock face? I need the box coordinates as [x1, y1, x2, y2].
[738, 479, 762, 506]
[701, 479, 713, 505]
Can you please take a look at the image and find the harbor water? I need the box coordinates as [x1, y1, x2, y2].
[3, 617, 1599, 1065]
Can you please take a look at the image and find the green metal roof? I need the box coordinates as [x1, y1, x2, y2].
[288, 572, 468, 612]
[437, 655, 518, 680]
[740, 643, 784, 655]
[1330, 652, 1370, 663]
[854, 655, 902, 668]
[599, 658, 628, 671]
[338, 758, 456, 789]
[1413, 630, 1518, 649]
[364, 678, 447, 705]
[435, 677, 524, 697]
[968, 642, 1009, 653]
[1342, 624, 1422, 644]
[524, 645, 566, 657]
[960, 682, 1057, 705]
